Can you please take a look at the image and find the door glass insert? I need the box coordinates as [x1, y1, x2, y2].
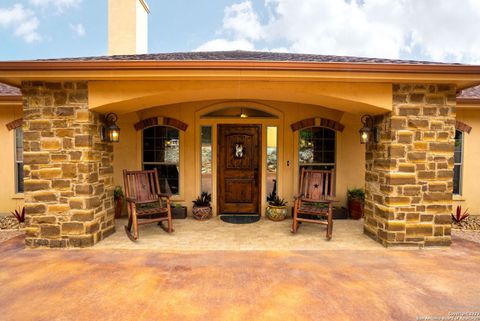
[201, 126, 212, 194]
[266, 126, 278, 202]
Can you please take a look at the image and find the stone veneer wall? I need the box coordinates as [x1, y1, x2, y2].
[364, 84, 456, 247]
[22, 81, 115, 248]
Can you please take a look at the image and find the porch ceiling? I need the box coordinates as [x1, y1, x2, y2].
[89, 80, 392, 115]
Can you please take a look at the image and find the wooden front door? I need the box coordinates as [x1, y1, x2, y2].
[218, 124, 261, 214]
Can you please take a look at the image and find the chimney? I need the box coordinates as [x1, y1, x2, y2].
[108, 0, 150, 56]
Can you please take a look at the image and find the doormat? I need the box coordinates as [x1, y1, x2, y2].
[220, 215, 261, 224]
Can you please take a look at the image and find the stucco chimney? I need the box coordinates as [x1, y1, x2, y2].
[108, 0, 150, 56]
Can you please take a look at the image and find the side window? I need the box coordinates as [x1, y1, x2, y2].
[453, 129, 463, 195]
[142, 126, 180, 195]
[15, 127, 24, 193]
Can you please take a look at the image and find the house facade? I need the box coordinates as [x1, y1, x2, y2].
[0, 0, 479, 248]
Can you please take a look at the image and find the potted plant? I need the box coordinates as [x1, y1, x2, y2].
[113, 185, 124, 219]
[171, 203, 187, 219]
[192, 192, 212, 220]
[347, 188, 365, 220]
[266, 196, 288, 221]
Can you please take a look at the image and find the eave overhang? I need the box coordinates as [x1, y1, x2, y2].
[1, 60, 480, 89]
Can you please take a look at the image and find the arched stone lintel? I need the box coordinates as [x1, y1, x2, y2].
[291, 117, 345, 132]
[455, 120, 472, 134]
[6, 118, 23, 131]
[134, 116, 188, 131]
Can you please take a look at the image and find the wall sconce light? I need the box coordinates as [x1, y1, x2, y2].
[101, 113, 120, 143]
[359, 115, 379, 144]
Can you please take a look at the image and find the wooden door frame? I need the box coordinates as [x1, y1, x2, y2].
[217, 124, 262, 215]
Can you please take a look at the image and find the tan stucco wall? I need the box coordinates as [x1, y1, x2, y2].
[455, 108, 480, 214]
[0, 104, 23, 213]
[112, 99, 365, 216]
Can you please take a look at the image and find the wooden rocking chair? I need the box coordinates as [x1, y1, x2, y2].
[292, 168, 335, 240]
[123, 169, 173, 241]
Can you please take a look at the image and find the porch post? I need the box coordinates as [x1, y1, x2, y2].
[364, 84, 456, 247]
[22, 81, 115, 248]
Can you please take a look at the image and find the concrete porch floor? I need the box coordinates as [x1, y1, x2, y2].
[94, 217, 384, 251]
[1, 234, 479, 321]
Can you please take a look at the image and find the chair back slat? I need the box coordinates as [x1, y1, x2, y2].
[123, 169, 161, 202]
[299, 168, 335, 201]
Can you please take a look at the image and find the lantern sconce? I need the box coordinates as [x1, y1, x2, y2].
[359, 115, 380, 144]
[101, 113, 120, 143]
[239, 107, 248, 118]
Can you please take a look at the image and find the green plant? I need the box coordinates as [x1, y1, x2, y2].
[347, 188, 365, 202]
[113, 186, 124, 201]
[268, 196, 287, 207]
[452, 205, 469, 223]
[10, 206, 25, 223]
[193, 192, 211, 207]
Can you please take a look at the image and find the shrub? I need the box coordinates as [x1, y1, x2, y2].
[347, 188, 365, 202]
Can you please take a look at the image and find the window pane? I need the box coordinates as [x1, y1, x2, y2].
[454, 130, 463, 164]
[17, 163, 24, 193]
[267, 127, 277, 201]
[143, 126, 180, 195]
[201, 126, 212, 194]
[453, 164, 461, 195]
[299, 127, 335, 165]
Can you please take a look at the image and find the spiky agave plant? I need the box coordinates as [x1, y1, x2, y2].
[192, 192, 212, 207]
[452, 205, 469, 223]
[10, 206, 25, 223]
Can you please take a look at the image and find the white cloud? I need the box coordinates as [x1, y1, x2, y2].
[69, 23, 85, 37]
[0, 4, 41, 43]
[29, 0, 82, 13]
[196, 0, 480, 64]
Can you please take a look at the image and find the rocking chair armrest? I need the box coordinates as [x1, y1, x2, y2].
[125, 198, 159, 205]
[157, 193, 172, 199]
[293, 193, 304, 200]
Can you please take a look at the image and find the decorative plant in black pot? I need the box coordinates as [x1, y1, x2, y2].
[347, 188, 365, 220]
[113, 185, 124, 219]
[266, 196, 288, 221]
[192, 192, 212, 220]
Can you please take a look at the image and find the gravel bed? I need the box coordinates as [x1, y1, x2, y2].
[452, 229, 480, 244]
[452, 216, 480, 244]
[0, 216, 24, 244]
[0, 230, 23, 243]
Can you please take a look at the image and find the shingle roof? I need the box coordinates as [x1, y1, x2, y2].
[458, 85, 480, 100]
[35, 50, 460, 65]
[0, 50, 479, 99]
[0, 83, 21, 97]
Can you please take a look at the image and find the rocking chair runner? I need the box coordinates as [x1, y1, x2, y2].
[292, 168, 335, 240]
[122, 169, 173, 241]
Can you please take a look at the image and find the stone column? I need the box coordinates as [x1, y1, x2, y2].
[364, 84, 456, 247]
[22, 82, 115, 248]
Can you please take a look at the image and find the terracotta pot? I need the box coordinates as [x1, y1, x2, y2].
[193, 206, 212, 220]
[348, 198, 364, 220]
[114, 197, 123, 219]
[266, 205, 288, 221]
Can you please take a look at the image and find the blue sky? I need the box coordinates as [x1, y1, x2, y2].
[1, 0, 480, 63]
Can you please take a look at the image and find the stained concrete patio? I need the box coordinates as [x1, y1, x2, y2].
[94, 217, 383, 251]
[1, 231, 479, 321]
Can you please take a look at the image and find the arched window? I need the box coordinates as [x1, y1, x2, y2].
[299, 126, 336, 172]
[143, 126, 180, 195]
[453, 129, 463, 195]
